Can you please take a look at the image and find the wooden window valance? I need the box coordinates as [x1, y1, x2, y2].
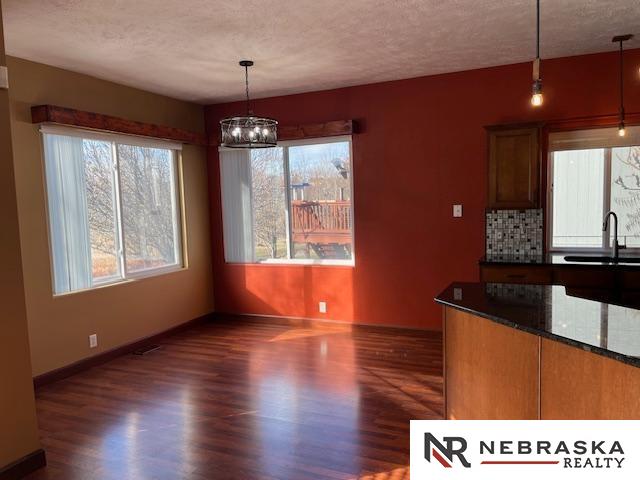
[31, 105, 207, 146]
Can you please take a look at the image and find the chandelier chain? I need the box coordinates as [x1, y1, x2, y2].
[245, 64, 251, 116]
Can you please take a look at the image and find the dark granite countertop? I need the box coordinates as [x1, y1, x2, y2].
[435, 282, 640, 368]
[481, 253, 640, 267]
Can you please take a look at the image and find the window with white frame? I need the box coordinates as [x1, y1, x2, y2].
[220, 136, 354, 264]
[41, 126, 183, 294]
[549, 126, 640, 251]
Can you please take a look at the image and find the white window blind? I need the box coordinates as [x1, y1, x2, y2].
[220, 149, 255, 263]
[44, 133, 93, 292]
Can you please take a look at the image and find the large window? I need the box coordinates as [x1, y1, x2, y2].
[220, 136, 354, 264]
[549, 127, 640, 250]
[42, 126, 183, 294]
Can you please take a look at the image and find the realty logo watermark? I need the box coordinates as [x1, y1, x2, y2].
[411, 421, 640, 479]
[424, 433, 471, 468]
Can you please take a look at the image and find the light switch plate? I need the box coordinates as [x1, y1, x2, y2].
[0, 66, 8, 90]
[453, 204, 463, 217]
[319, 301, 327, 314]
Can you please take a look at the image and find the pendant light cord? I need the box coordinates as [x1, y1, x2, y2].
[619, 39, 624, 121]
[245, 64, 251, 116]
[536, 0, 540, 59]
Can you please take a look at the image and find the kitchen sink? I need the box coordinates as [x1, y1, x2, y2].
[564, 255, 640, 264]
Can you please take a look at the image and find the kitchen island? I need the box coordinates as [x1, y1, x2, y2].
[435, 282, 640, 420]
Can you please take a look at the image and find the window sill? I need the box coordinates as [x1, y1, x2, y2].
[53, 264, 186, 297]
[550, 248, 640, 254]
[227, 259, 355, 267]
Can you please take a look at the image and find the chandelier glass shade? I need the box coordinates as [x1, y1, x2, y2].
[220, 60, 278, 148]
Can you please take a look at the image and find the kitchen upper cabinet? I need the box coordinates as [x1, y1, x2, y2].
[487, 125, 541, 209]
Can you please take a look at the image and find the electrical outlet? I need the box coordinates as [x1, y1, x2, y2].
[89, 334, 98, 349]
[319, 301, 327, 314]
[453, 204, 463, 217]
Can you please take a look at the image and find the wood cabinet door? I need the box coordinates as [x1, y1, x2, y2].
[444, 307, 540, 419]
[540, 338, 640, 419]
[487, 126, 540, 209]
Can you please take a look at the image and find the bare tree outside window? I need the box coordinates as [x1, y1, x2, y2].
[81, 141, 181, 277]
[118, 144, 180, 272]
[612, 146, 640, 247]
[84, 139, 119, 280]
[250, 147, 287, 260]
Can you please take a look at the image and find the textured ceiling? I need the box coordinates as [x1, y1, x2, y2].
[3, 0, 640, 104]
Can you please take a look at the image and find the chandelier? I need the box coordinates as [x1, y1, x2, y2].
[220, 60, 278, 148]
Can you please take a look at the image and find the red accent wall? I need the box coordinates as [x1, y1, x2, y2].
[205, 49, 640, 329]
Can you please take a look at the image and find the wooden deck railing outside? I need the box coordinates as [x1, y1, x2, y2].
[291, 200, 352, 245]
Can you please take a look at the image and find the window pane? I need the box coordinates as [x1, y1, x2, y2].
[552, 149, 604, 248]
[118, 145, 181, 273]
[84, 140, 120, 282]
[251, 147, 287, 260]
[288, 141, 353, 259]
[611, 146, 640, 248]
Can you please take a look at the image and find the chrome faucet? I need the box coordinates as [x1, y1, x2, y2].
[603, 211, 625, 261]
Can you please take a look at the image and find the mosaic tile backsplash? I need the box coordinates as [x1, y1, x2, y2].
[486, 209, 543, 255]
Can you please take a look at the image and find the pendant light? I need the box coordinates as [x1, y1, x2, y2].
[220, 60, 278, 148]
[612, 34, 633, 137]
[531, 0, 543, 107]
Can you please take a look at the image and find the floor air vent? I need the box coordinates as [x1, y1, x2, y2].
[132, 344, 161, 355]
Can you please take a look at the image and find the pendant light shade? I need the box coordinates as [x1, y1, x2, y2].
[613, 34, 633, 137]
[220, 60, 278, 148]
[531, 0, 543, 107]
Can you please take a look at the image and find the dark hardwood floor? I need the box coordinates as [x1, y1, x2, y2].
[26, 316, 443, 480]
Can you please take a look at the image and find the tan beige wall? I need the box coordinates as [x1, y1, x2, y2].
[7, 56, 215, 377]
[0, 3, 42, 469]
